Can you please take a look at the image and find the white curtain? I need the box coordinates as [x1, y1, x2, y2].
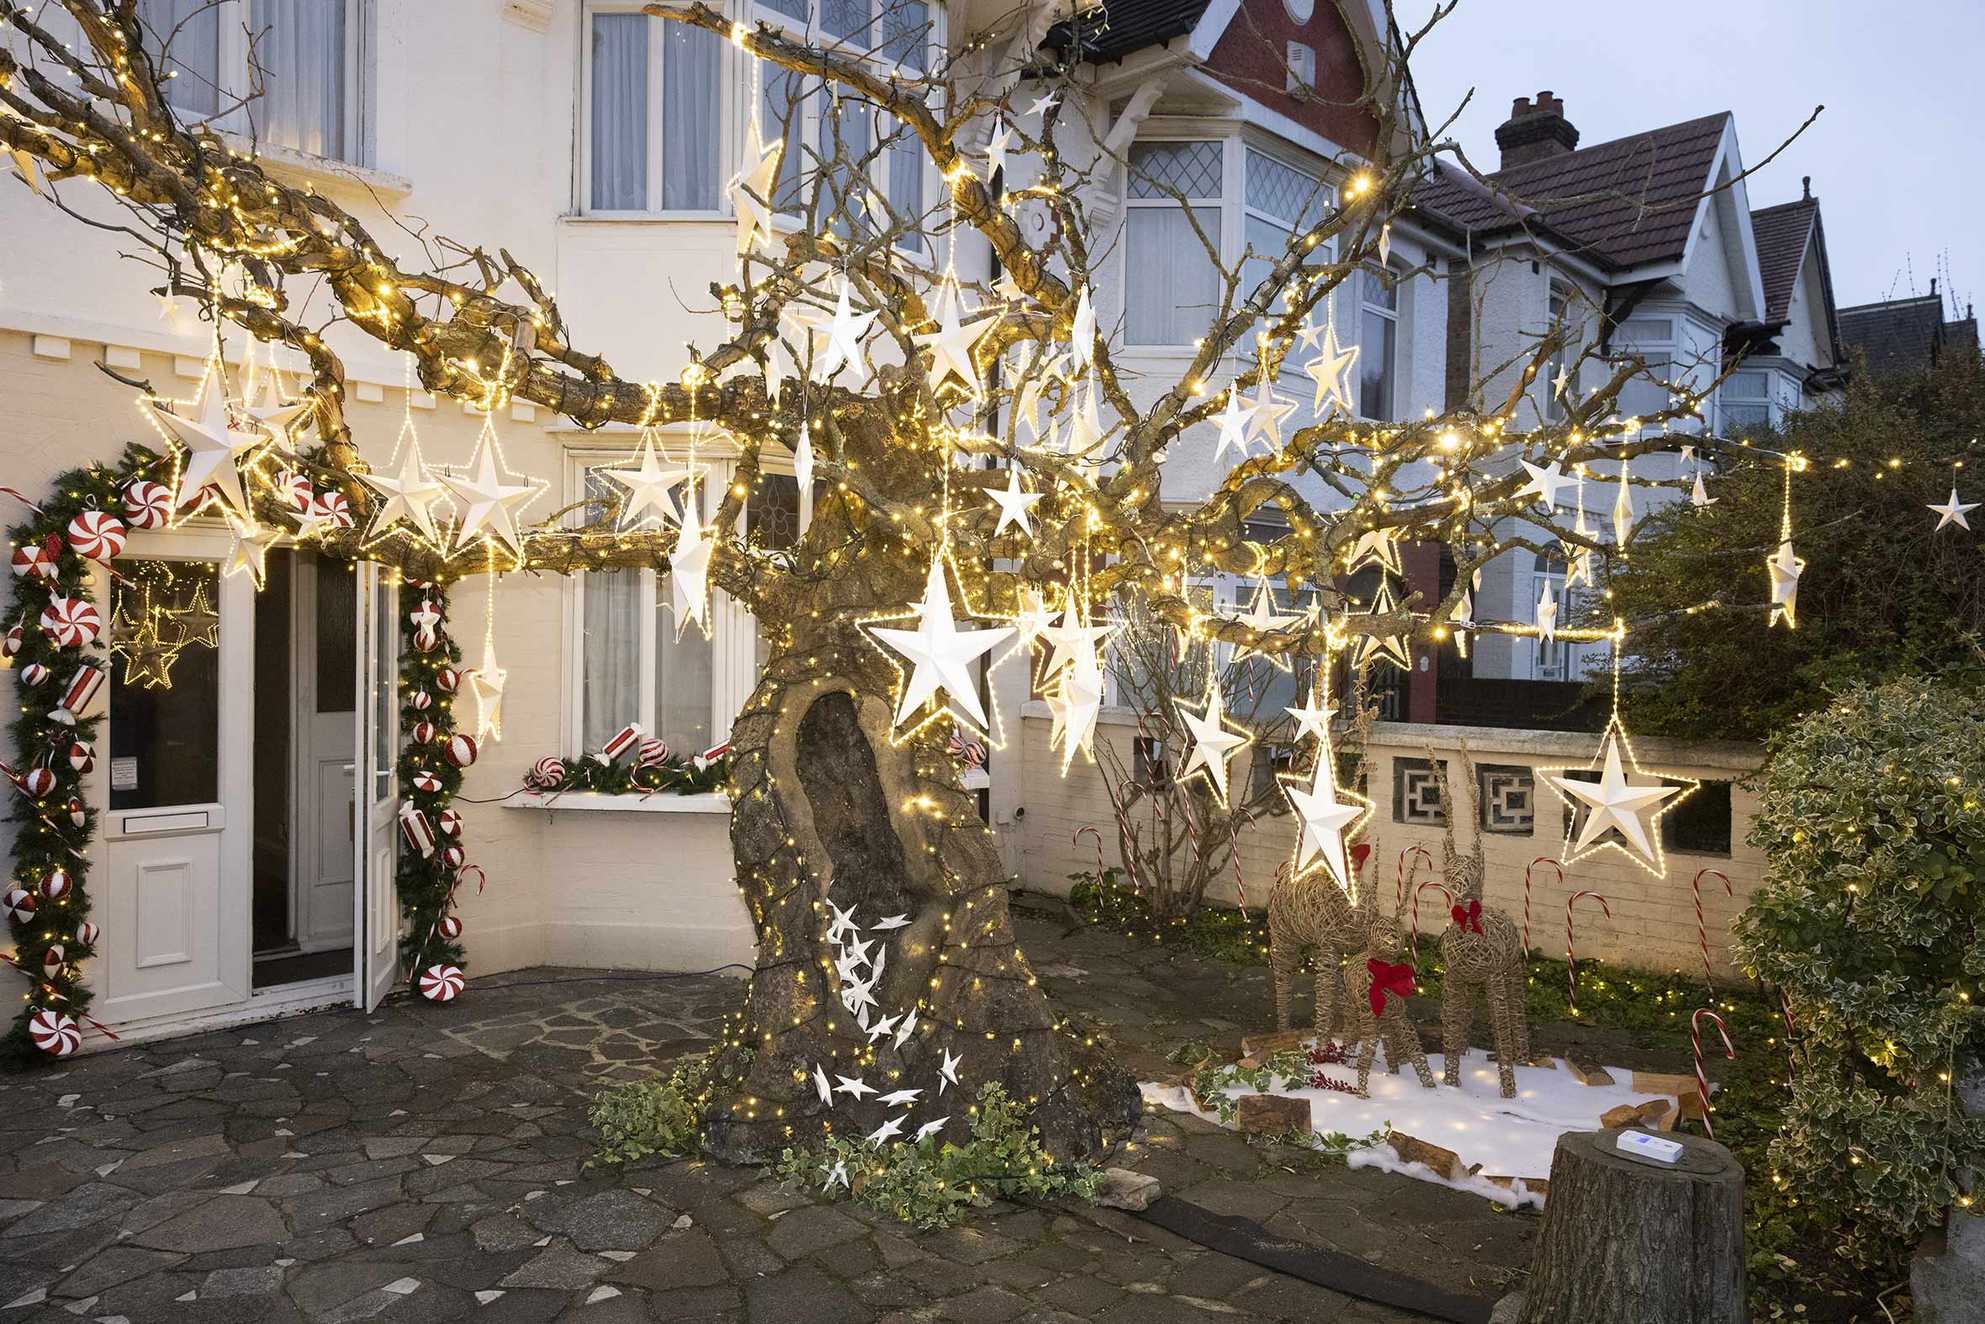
[252, 0, 347, 159]
[820, 97, 871, 238]
[886, 120, 922, 252]
[582, 569, 643, 753]
[760, 73, 805, 213]
[1126, 207, 1220, 346]
[661, 21, 720, 210]
[590, 13, 648, 210]
[137, 0, 222, 116]
[655, 601, 714, 754]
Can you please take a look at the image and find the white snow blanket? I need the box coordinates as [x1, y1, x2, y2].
[1141, 1046, 1680, 1210]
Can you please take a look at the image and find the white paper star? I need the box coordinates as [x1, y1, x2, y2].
[244, 367, 317, 442]
[1285, 761, 1370, 895]
[598, 431, 695, 530]
[1229, 581, 1302, 668]
[439, 421, 546, 560]
[870, 555, 1013, 731]
[872, 913, 911, 931]
[668, 483, 715, 636]
[893, 1007, 918, 1048]
[834, 1074, 877, 1101]
[1247, 370, 1300, 451]
[360, 424, 452, 548]
[1929, 486, 1979, 532]
[866, 1114, 909, 1148]
[1536, 580, 1560, 644]
[821, 1158, 850, 1191]
[878, 1088, 923, 1108]
[915, 280, 992, 397]
[1552, 360, 1571, 400]
[1450, 587, 1475, 633]
[1069, 285, 1097, 371]
[729, 120, 785, 256]
[913, 1117, 949, 1143]
[1023, 90, 1058, 119]
[469, 638, 507, 742]
[1177, 685, 1249, 805]
[1351, 580, 1413, 672]
[1051, 647, 1105, 772]
[1284, 692, 1337, 745]
[867, 1013, 902, 1045]
[1304, 320, 1359, 414]
[1691, 471, 1717, 508]
[150, 362, 265, 516]
[813, 1064, 835, 1107]
[1766, 539, 1804, 629]
[983, 468, 1042, 539]
[1519, 459, 1572, 512]
[221, 517, 281, 588]
[985, 117, 1011, 181]
[1546, 728, 1686, 872]
[938, 1047, 963, 1093]
[825, 899, 857, 946]
[1037, 603, 1116, 684]
[1611, 463, 1634, 547]
[1343, 525, 1401, 577]
[812, 278, 878, 384]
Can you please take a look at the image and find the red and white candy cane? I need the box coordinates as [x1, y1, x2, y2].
[1411, 880, 1453, 958]
[1396, 845, 1433, 911]
[1524, 857, 1562, 954]
[1692, 868, 1733, 987]
[1073, 825, 1107, 879]
[1565, 889, 1612, 1014]
[1690, 1008, 1735, 1137]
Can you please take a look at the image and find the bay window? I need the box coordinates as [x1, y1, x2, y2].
[1124, 140, 1224, 346]
[1241, 148, 1328, 312]
[584, 2, 724, 213]
[136, 0, 368, 164]
[1719, 370, 1772, 431]
[1359, 264, 1399, 421]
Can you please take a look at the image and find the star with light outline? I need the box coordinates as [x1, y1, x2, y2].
[1544, 723, 1692, 874]
[1303, 319, 1359, 414]
[359, 426, 451, 549]
[149, 361, 266, 516]
[1343, 525, 1401, 577]
[1176, 683, 1250, 805]
[869, 554, 1013, 732]
[728, 120, 785, 256]
[468, 638, 508, 741]
[439, 420, 547, 560]
[597, 430, 697, 530]
[1350, 580, 1412, 672]
[1037, 602, 1116, 685]
[1227, 581, 1302, 668]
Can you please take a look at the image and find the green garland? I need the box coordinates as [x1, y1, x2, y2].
[2, 445, 173, 1063]
[530, 750, 731, 798]
[395, 579, 470, 986]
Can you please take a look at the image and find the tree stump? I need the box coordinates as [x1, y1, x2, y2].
[1522, 1127, 1744, 1324]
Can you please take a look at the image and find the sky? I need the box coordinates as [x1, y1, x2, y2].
[1397, 0, 1981, 313]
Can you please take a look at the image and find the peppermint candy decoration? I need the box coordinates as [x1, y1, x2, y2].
[309, 490, 354, 529]
[123, 479, 173, 529]
[67, 741, 94, 773]
[411, 770, 442, 793]
[413, 627, 440, 654]
[19, 663, 50, 687]
[436, 915, 463, 940]
[445, 734, 478, 769]
[4, 624, 23, 659]
[41, 943, 65, 974]
[40, 868, 71, 900]
[21, 767, 56, 797]
[410, 690, 433, 712]
[527, 757, 566, 791]
[76, 921, 99, 947]
[11, 539, 59, 582]
[3, 888, 37, 924]
[63, 798, 85, 828]
[28, 1009, 80, 1057]
[411, 721, 437, 745]
[440, 844, 465, 870]
[66, 510, 126, 562]
[637, 737, 672, 770]
[278, 472, 313, 511]
[435, 668, 460, 694]
[39, 596, 102, 649]
[437, 808, 463, 836]
[418, 964, 464, 1002]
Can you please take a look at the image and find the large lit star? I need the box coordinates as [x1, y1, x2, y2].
[729, 120, 785, 256]
[869, 554, 1014, 732]
[439, 420, 547, 560]
[1176, 684, 1250, 805]
[1544, 724, 1692, 874]
[149, 361, 265, 516]
[1304, 319, 1359, 414]
[359, 427, 451, 549]
[1285, 761, 1371, 895]
[1766, 539, 1804, 629]
[1048, 646, 1105, 772]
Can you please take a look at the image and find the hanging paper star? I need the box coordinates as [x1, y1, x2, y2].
[1228, 581, 1302, 668]
[359, 427, 451, 549]
[1210, 389, 1260, 464]
[1176, 684, 1250, 805]
[469, 638, 507, 742]
[866, 1114, 908, 1148]
[1929, 486, 1978, 532]
[1552, 360, 1572, 400]
[1050, 647, 1105, 772]
[1304, 320, 1359, 414]
[149, 359, 266, 517]
[1766, 539, 1804, 629]
[1069, 286, 1097, 372]
[1011, 587, 1058, 650]
[1690, 471, 1717, 508]
[669, 482, 715, 637]
[913, 1117, 949, 1143]
[1351, 580, 1412, 672]
[1285, 759, 1371, 895]
[1611, 462, 1634, 547]
[222, 517, 281, 589]
[984, 117, 1011, 180]
[986, 467, 1042, 537]
[597, 430, 696, 530]
[1023, 90, 1058, 119]
[1246, 369, 1300, 451]
[914, 280, 992, 398]
[729, 120, 785, 256]
[439, 420, 547, 561]
[1543, 722, 1693, 875]
[869, 554, 1014, 733]
[1037, 601, 1116, 684]
[1536, 580, 1560, 644]
[811, 278, 878, 384]
[1285, 690, 1337, 745]
[1343, 525, 1401, 577]
[938, 1046, 963, 1093]
[1064, 374, 1107, 461]
[1519, 459, 1572, 512]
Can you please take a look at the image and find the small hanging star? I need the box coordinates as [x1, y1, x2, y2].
[1928, 486, 1979, 532]
[985, 467, 1042, 537]
[1176, 683, 1250, 805]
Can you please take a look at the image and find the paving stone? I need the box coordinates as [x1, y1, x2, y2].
[128, 1195, 287, 1252]
[743, 1264, 868, 1324]
[499, 1245, 609, 1291]
[557, 1189, 670, 1251]
[764, 1204, 866, 1260]
[938, 1284, 1033, 1322]
[50, 1245, 187, 1298]
[2, 1180, 139, 1236]
[198, 1264, 284, 1297]
[603, 1227, 728, 1291]
[1036, 1274, 1126, 1315]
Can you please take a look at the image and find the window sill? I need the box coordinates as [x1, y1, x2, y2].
[562, 211, 730, 225]
[504, 791, 732, 815]
[217, 132, 412, 200]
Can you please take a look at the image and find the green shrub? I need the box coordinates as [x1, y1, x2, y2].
[589, 1050, 728, 1166]
[775, 1083, 1103, 1229]
[1735, 679, 1985, 1239]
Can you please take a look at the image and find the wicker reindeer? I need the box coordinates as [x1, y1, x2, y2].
[1429, 746, 1531, 1098]
[1341, 881, 1437, 1095]
[1268, 840, 1376, 1037]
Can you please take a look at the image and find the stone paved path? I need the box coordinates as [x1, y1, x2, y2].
[0, 909, 1534, 1322]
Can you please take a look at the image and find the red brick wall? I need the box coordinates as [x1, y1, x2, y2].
[1202, 0, 1380, 158]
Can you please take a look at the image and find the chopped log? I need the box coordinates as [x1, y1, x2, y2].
[1236, 1093, 1312, 1134]
[1241, 1029, 1312, 1059]
[1522, 1128, 1744, 1324]
[1631, 1070, 1705, 1119]
[1565, 1059, 1615, 1087]
[1387, 1131, 1471, 1182]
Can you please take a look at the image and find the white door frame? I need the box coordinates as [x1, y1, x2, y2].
[354, 564, 401, 1011]
[288, 551, 358, 953]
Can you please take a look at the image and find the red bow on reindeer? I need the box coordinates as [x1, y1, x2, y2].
[1451, 899, 1484, 934]
[1366, 959, 1416, 1016]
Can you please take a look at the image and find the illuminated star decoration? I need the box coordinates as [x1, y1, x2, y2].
[1047, 645, 1106, 772]
[985, 467, 1042, 537]
[1928, 486, 1978, 532]
[469, 638, 507, 742]
[1210, 388, 1259, 464]
[242, 357, 317, 441]
[1536, 580, 1559, 644]
[984, 116, 1011, 180]
[1037, 600, 1116, 687]
[165, 580, 220, 649]
[222, 516, 282, 589]
[1246, 367, 1300, 451]
[1228, 580, 1301, 669]
[1765, 539, 1804, 629]
[1543, 720, 1694, 875]
[914, 279, 992, 398]
[148, 357, 266, 517]
[868, 553, 1014, 736]
[1351, 579, 1412, 672]
[1284, 756, 1372, 896]
[668, 479, 715, 637]
[1611, 461, 1634, 547]
[810, 277, 878, 384]
[1176, 682, 1251, 806]
[1284, 687, 1337, 745]
[114, 613, 182, 688]
[439, 419, 547, 562]
[598, 429, 696, 531]
[728, 119, 785, 256]
[1343, 525, 1401, 577]
[1304, 319, 1359, 414]
[1519, 459, 1572, 512]
[359, 417, 451, 550]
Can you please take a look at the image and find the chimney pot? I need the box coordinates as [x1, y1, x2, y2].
[1495, 90, 1579, 169]
[1802, 175, 1811, 200]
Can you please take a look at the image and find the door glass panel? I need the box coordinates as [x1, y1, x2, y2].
[316, 557, 357, 713]
[108, 559, 222, 810]
[371, 577, 396, 800]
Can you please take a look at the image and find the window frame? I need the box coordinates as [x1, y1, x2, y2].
[1544, 278, 1574, 421]
[579, 0, 736, 218]
[1122, 135, 1231, 348]
[1357, 260, 1401, 422]
[1240, 144, 1332, 319]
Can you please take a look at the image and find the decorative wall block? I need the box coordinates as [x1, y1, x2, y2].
[1478, 763, 1535, 835]
[1391, 756, 1447, 825]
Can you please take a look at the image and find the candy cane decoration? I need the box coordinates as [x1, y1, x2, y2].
[1565, 889, 1612, 1013]
[1073, 825, 1106, 879]
[1396, 845, 1433, 910]
[1524, 857, 1561, 954]
[1692, 868, 1733, 987]
[1411, 880, 1453, 959]
[1691, 1008, 1735, 1137]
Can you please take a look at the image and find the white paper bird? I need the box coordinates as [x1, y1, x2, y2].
[865, 1113, 908, 1147]
[878, 1088, 923, 1108]
[834, 1074, 877, 1101]
[867, 1013, 901, 1045]
[813, 1064, 834, 1107]
[873, 913, 911, 931]
[913, 1117, 949, 1144]
[938, 1048, 963, 1094]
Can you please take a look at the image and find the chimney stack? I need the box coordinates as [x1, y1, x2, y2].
[1495, 90, 1580, 170]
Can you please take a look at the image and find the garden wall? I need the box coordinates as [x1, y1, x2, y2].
[1004, 705, 1766, 977]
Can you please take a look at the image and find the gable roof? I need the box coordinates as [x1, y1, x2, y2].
[1415, 112, 1731, 272]
[1054, 0, 1214, 64]
[1839, 295, 1981, 376]
[1750, 197, 1817, 323]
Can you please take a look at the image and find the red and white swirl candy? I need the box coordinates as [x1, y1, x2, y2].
[440, 844, 465, 870]
[28, 1009, 80, 1057]
[411, 721, 437, 745]
[444, 734, 477, 769]
[39, 596, 102, 649]
[409, 690, 433, 712]
[19, 663, 49, 688]
[41, 943, 64, 974]
[123, 479, 173, 529]
[437, 808, 463, 837]
[436, 915, 463, 940]
[411, 769, 442, 793]
[67, 741, 94, 774]
[63, 798, 85, 827]
[418, 964, 464, 1002]
[309, 490, 354, 529]
[66, 510, 126, 562]
[20, 767, 56, 797]
[3, 889, 37, 924]
[278, 472, 313, 511]
[637, 738, 671, 770]
[76, 921, 99, 947]
[3, 624, 23, 660]
[41, 868, 71, 901]
[11, 539, 59, 581]
[435, 668, 460, 694]
[526, 756, 565, 791]
[413, 627, 440, 654]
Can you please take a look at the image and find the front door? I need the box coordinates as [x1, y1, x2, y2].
[354, 565, 401, 1011]
[99, 531, 253, 1025]
[290, 553, 358, 952]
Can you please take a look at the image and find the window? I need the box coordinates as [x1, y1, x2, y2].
[1530, 554, 1567, 681]
[1124, 140, 1225, 346]
[136, 0, 367, 163]
[1358, 264, 1399, 420]
[1719, 370, 1771, 431]
[585, 3, 723, 212]
[1613, 316, 1673, 421]
[1241, 148, 1327, 313]
[1545, 280, 1574, 421]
